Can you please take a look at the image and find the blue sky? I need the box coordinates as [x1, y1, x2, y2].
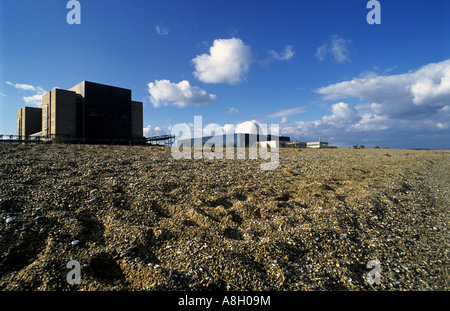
[1, 0, 449, 148]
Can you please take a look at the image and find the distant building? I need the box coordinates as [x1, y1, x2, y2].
[16, 81, 144, 143]
[307, 141, 329, 148]
[285, 141, 307, 148]
[16, 107, 42, 139]
[176, 121, 290, 148]
[282, 140, 329, 148]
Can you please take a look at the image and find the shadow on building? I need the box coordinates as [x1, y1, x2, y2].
[16, 81, 145, 144]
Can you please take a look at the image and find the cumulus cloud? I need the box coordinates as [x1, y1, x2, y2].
[148, 79, 217, 108]
[315, 35, 352, 63]
[280, 103, 395, 147]
[269, 45, 295, 61]
[280, 117, 290, 125]
[316, 59, 450, 119]
[143, 125, 166, 137]
[410, 61, 450, 105]
[23, 94, 45, 107]
[321, 102, 361, 126]
[282, 59, 450, 148]
[192, 38, 253, 84]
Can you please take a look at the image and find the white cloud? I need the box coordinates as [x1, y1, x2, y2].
[316, 59, 450, 119]
[6, 81, 46, 107]
[280, 117, 289, 125]
[315, 35, 352, 63]
[439, 105, 450, 113]
[227, 107, 240, 114]
[321, 102, 361, 126]
[267, 106, 305, 119]
[410, 61, 450, 105]
[155, 24, 169, 36]
[6, 81, 36, 91]
[192, 38, 253, 84]
[269, 45, 295, 61]
[314, 44, 327, 62]
[353, 114, 389, 131]
[23, 94, 45, 107]
[148, 79, 217, 108]
[282, 60, 450, 148]
[280, 104, 394, 147]
[329, 35, 352, 63]
[143, 125, 166, 137]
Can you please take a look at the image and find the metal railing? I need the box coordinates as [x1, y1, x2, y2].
[0, 135, 45, 144]
[146, 134, 175, 146]
[1, 134, 176, 146]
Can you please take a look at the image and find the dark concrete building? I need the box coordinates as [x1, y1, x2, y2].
[17, 81, 144, 143]
[16, 107, 42, 139]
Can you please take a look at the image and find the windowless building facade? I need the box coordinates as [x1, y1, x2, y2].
[17, 81, 144, 143]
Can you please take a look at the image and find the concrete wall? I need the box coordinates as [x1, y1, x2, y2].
[54, 89, 77, 136]
[16, 107, 42, 138]
[68, 81, 144, 140]
[69, 81, 85, 98]
[69, 82, 87, 138]
[131, 101, 143, 138]
[42, 89, 76, 137]
[83, 81, 132, 139]
[18, 81, 144, 142]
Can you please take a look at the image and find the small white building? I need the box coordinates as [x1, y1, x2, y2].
[307, 141, 329, 148]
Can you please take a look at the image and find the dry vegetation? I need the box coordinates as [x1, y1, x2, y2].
[0, 144, 448, 290]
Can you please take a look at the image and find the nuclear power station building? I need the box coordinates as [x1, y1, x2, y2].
[176, 121, 291, 148]
[16, 81, 144, 143]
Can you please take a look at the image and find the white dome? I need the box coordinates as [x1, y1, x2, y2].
[235, 121, 261, 135]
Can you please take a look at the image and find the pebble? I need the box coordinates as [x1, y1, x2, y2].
[0, 145, 448, 291]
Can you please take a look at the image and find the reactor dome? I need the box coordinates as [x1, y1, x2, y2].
[235, 120, 263, 135]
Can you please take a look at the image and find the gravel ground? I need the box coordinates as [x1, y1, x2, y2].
[0, 144, 448, 291]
